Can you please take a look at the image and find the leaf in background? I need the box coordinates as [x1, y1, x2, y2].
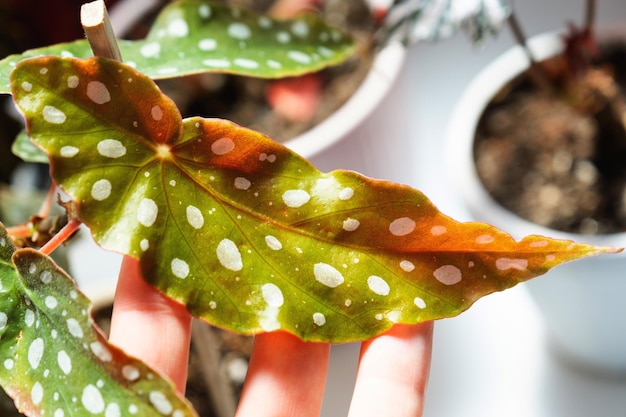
[11, 130, 48, 164]
[0, 0, 356, 94]
[11, 56, 619, 342]
[379, 0, 512, 45]
[0, 223, 198, 417]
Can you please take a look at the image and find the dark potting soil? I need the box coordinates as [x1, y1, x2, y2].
[474, 41, 626, 235]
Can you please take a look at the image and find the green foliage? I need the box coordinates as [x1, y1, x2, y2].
[0, 223, 197, 417]
[0, 0, 356, 94]
[380, 0, 512, 45]
[11, 55, 615, 342]
[11, 130, 47, 164]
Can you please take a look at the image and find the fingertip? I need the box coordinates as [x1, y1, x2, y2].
[236, 331, 330, 417]
[109, 256, 192, 393]
[349, 322, 434, 417]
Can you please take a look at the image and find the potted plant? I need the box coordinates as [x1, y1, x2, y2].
[0, 1, 619, 416]
[446, 0, 626, 374]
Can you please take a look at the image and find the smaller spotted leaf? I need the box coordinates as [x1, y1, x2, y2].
[12, 130, 48, 164]
[11, 56, 619, 342]
[0, 0, 356, 94]
[0, 223, 198, 417]
[380, 0, 512, 45]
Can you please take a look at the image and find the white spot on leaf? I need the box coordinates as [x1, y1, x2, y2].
[21, 81, 32, 92]
[67, 318, 83, 338]
[313, 312, 326, 326]
[496, 258, 528, 271]
[314, 263, 344, 288]
[186, 205, 204, 229]
[28, 338, 44, 369]
[414, 297, 427, 309]
[211, 137, 235, 155]
[40, 270, 52, 284]
[149, 391, 173, 415]
[400, 260, 415, 272]
[198, 38, 217, 51]
[67, 75, 79, 88]
[262, 283, 284, 307]
[105, 403, 121, 417]
[151, 105, 163, 121]
[367, 275, 390, 296]
[140, 42, 161, 58]
[234, 58, 259, 69]
[282, 189, 310, 208]
[168, 18, 189, 37]
[476, 234, 495, 244]
[265, 235, 282, 251]
[60, 146, 79, 158]
[91, 179, 112, 201]
[288, 50, 312, 64]
[217, 239, 243, 271]
[90, 341, 112, 362]
[234, 177, 251, 190]
[431, 225, 447, 235]
[58, 350, 72, 375]
[43, 105, 66, 124]
[97, 139, 126, 158]
[203, 58, 231, 68]
[434, 265, 462, 285]
[171, 258, 190, 279]
[87, 81, 111, 104]
[45, 295, 58, 309]
[82, 385, 105, 414]
[31, 382, 43, 406]
[342, 218, 360, 231]
[291, 20, 310, 37]
[137, 198, 158, 227]
[339, 187, 354, 200]
[25, 309, 35, 327]
[122, 365, 140, 381]
[228, 22, 251, 39]
[389, 217, 416, 236]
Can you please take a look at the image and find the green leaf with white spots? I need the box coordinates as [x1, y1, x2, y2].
[11, 130, 48, 164]
[11, 56, 619, 342]
[0, 223, 198, 417]
[0, 0, 356, 94]
[379, 0, 512, 45]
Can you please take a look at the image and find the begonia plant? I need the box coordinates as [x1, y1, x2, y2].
[0, 1, 619, 416]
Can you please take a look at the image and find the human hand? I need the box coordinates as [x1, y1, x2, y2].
[109, 256, 433, 417]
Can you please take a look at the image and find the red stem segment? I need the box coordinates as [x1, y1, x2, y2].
[39, 219, 81, 255]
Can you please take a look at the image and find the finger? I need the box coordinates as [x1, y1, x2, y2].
[236, 331, 330, 417]
[108, 255, 193, 393]
[348, 322, 434, 417]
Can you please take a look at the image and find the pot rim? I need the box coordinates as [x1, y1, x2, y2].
[445, 29, 626, 250]
[285, 41, 406, 158]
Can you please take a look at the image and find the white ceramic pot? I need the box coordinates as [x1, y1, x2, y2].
[286, 41, 406, 158]
[446, 31, 626, 375]
[109, 0, 407, 160]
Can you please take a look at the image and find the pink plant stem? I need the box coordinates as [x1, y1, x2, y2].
[39, 219, 81, 255]
[6, 224, 32, 239]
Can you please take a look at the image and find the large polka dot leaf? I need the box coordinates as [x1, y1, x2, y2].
[0, 0, 356, 94]
[11, 56, 619, 343]
[0, 223, 198, 417]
